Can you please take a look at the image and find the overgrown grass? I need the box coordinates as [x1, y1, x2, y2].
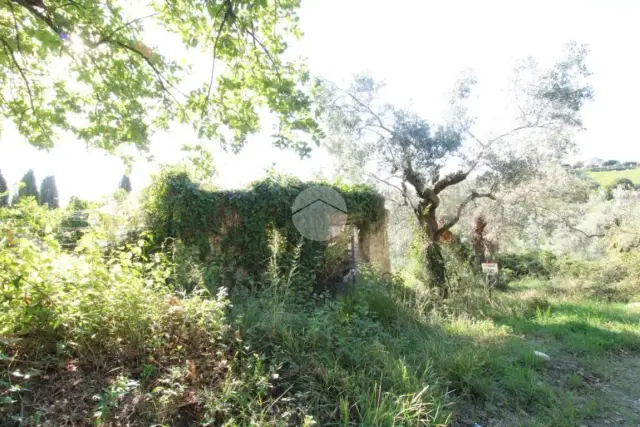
[223, 269, 586, 427]
[2, 200, 640, 426]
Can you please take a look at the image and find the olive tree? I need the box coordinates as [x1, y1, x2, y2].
[462, 164, 600, 255]
[317, 42, 593, 295]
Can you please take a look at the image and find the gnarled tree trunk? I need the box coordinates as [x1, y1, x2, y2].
[425, 241, 447, 297]
[416, 198, 449, 298]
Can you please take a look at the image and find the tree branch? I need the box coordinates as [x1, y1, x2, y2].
[403, 160, 426, 196]
[436, 190, 496, 237]
[13, 0, 183, 107]
[367, 172, 402, 193]
[528, 202, 605, 238]
[464, 128, 485, 148]
[202, 0, 234, 117]
[2, 38, 33, 111]
[164, 0, 186, 23]
[12, 0, 62, 34]
[432, 169, 470, 195]
[487, 124, 540, 145]
[98, 13, 160, 44]
[436, 121, 541, 196]
[354, 125, 387, 142]
[367, 172, 416, 210]
[329, 83, 395, 136]
[115, 41, 182, 104]
[50, 1, 83, 12]
[244, 26, 281, 79]
[1, 36, 50, 139]
[8, 1, 21, 51]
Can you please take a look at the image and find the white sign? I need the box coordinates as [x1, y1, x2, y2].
[481, 263, 499, 275]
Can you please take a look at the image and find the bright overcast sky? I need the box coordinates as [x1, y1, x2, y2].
[1, 0, 639, 205]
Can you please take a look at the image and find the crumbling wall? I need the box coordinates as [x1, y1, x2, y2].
[356, 209, 391, 275]
[209, 207, 392, 282]
[150, 171, 391, 290]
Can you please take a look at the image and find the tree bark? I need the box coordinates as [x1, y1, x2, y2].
[425, 241, 448, 298]
[415, 200, 449, 297]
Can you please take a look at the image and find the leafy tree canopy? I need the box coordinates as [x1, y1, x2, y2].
[0, 0, 321, 157]
[319, 42, 593, 234]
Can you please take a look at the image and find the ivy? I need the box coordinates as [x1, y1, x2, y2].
[142, 168, 386, 290]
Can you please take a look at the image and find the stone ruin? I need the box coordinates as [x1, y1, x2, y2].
[208, 206, 392, 288]
[156, 173, 392, 293]
[343, 212, 391, 276]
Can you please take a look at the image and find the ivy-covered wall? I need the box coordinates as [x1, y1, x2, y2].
[143, 169, 387, 292]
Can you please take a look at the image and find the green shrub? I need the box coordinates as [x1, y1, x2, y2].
[496, 251, 557, 280]
[607, 177, 634, 191]
[0, 200, 236, 425]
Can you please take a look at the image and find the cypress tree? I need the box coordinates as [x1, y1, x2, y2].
[119, 174, 132, 193]
[13, 169, 39, 204]
[39, 175, 60, 209]
[0, 170, 8, 207]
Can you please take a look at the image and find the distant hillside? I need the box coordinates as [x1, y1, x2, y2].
[586, 168, 640, 187]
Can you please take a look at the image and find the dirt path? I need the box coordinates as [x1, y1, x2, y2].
[581, 355, 640, 427]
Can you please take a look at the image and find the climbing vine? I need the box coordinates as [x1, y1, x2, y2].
[142, 167, 386, 291]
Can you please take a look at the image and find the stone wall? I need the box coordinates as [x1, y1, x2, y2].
[207, 205, 392, 284]
[355, 209, 391, 275]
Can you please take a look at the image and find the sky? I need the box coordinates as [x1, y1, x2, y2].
[1, 0, 639, 205]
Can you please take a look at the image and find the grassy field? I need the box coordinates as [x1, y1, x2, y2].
[586, 168, 640, 187]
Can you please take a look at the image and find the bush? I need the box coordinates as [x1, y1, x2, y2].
[552, 254, 640, 302]
[0, 199, 238, 425]
[602, 160, 620, 167]
[608, 177, 634, 190]
[498, 267, 517, 286]
[496, 251, 557, 280]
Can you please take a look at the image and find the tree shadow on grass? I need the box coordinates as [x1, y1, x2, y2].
[236, 276, 593, 427]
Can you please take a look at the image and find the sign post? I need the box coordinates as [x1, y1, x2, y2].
[481, 263, 499, 297]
